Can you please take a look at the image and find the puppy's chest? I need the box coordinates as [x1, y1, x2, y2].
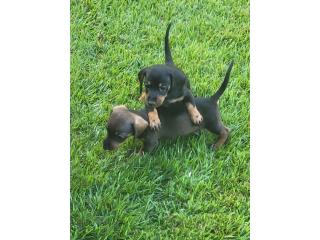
[162, 90, 185, 106]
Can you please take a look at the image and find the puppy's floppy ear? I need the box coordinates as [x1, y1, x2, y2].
[131, 114, 148, 137]
[138, 67, 148, 95]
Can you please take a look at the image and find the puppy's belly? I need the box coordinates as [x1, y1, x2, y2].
[158, 115, 200, 138]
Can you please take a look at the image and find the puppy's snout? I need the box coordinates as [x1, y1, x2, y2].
[103, 138, 119, 151]
[147, 97, 157, 106]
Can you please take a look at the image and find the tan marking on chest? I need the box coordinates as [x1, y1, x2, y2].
[168, 96, 184, 103]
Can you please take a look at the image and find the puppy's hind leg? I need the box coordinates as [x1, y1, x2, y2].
[207, 122, 230, 150]
[211, 126, 230, 150]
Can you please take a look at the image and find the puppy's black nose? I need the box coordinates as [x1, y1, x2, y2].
[147, 95, 157, 106]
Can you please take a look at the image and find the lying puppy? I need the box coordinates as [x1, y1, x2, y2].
[138, 23, 202, 130]
[103, 61, 233, 153]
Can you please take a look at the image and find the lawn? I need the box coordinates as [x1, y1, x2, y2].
[71, 0, 249, 239]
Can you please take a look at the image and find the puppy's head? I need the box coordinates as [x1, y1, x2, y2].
[103, 105, 148, 151]
[138, 67, 172, 107]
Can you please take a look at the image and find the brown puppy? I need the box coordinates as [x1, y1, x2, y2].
[104, 61, 233, 153]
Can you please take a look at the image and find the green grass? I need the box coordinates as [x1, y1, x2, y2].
[71, 0, 249, 239]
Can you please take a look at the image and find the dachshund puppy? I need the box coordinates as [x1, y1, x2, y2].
[138, 23, 202, 130]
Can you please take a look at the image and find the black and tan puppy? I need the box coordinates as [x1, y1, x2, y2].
[138, 23, 202, 130]
[104, 61, 233, 153]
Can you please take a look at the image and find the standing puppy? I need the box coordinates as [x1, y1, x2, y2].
[104, 61, 234, 153]
[138, 23, 202, 129]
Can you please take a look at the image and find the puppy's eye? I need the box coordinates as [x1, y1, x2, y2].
[160, 86, 167, 91]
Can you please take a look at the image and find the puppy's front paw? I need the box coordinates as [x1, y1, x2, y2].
[148, 109, 161, 130]
[138, 147, 145, 155]
[191, 112, 203, 125]
[149, 117, 161, 130]
[186, 103, 203, 125]
[210, 143, 218, 151]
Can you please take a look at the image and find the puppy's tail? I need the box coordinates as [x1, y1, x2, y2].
[165, 23, 174, 65]
[211, 61, 234, 101]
